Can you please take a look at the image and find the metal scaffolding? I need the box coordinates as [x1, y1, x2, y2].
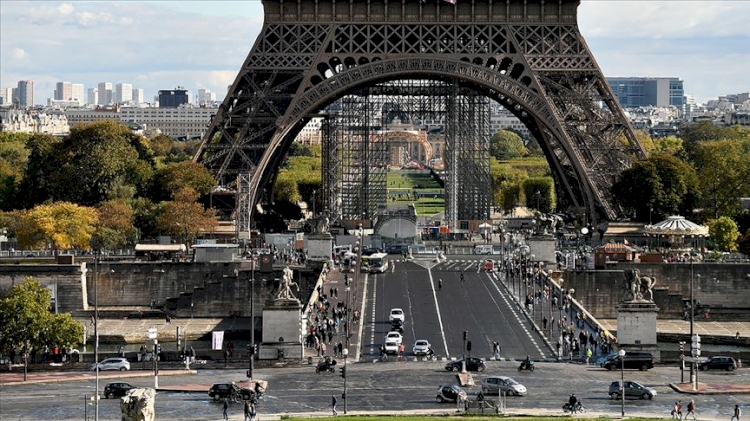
[322, 79, 491, 228]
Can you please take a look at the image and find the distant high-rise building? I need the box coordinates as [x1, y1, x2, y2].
[17, 80, 34, 107]
[87, 88, 98, 105]
[158, 88, 189, 108]
[132, 88, 144, 104]
[71, 83, 85, 106]
[607, 77, 684, 108]
[55, 82, 73, 101]
[197, 88, 216, 106]
[97, 82, 113, 106]
[0, 86, 12, 105]
[115, 83, 133, 104]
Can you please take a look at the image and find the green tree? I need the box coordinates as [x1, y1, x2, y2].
[47, 120, 155, 206]
[708, 216, 740, 252]
[490, 130, 527, 160]
[150, 161, 216, 202]
[0, 278, 84, 353]
[17, 133, 60, 209]
[92, 199, 138, 249]
[522, 177, 556, 213]
[149, 133, 174, 156]
[15, 202, 99, 253]
[612, 155, 699, 222]
[156, 187, 217, 248]
[681, 121, 747, 156]
[694, 139, 750, 219]
[652, 136, 684, 157]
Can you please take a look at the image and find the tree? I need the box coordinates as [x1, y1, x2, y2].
[149, 133, 174, 156]
[694, 139, 750, 219]
[93, 199, 138, 249]
[156, 187, 217, 248]
[490, 130, 527, 160]
[150, 161, 216, 202]
[47, 120, 155, 206]
[652, 136, 685, 157]
[17, 133, 60, 209]
[14, 202, 99, 253]
[612, 155, 700, 222]
[0, 278, 84, 352]
[681, 121, 747, 157]
[522, 177, 556, 213]
[708, 216, 740, 252]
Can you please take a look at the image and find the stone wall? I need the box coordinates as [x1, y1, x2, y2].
[563, 263, 750, 319]
[0, 264, 86, 314]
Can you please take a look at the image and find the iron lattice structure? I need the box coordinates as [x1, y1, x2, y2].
[320, 80, 490, 227]
[195, 0, 645, 227]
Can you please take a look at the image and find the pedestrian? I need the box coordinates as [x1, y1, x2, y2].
[222, 398, 229, 420]
[398, 343, 405, 360]
[671, 401, 680, 419]
[244, 400, 257, 421]
[585, 347, 592, 365]
[332, 395, 338, 416]
[686, 399, 696, 420]
[543, 316, 548, 330]
[731, 404, 742, 421]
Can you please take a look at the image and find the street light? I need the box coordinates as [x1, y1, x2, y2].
[247, 257, 256, 379]
[94, 249, 100, 421]
[343, 286, 351, 414]
[618, 349, 626, 417]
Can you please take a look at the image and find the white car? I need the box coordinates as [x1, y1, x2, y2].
[384, 331, 403, 344]
[413, 339, 432, 356]
[389, 308, 405, 323]
[384, 341, 399, 355]
[90, 357, 130, 372]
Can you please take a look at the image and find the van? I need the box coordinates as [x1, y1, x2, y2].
[602, 352, 654, 371]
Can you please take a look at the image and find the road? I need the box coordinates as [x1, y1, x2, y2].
[361, 257, 554, 361]
[1, 362, 749, 420]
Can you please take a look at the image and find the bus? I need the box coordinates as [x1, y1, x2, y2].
[362, 252, 389, 273]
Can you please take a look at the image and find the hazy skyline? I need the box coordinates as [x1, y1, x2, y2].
[1, 1, 748, 105]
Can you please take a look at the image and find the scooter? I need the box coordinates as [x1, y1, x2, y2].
[315, 358, 337, 374]
[518, 360, 535, 372]
[563, 401, 585, 414]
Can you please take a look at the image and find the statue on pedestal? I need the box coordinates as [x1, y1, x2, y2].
[120, 388, 155, 421]
[623, 268, 657, 302]
[276, 266, 299, 301]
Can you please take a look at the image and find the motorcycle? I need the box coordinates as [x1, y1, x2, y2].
[315, 358, 337, 374]
[562, 401, 585, 414]
[518, 360, 535, 372]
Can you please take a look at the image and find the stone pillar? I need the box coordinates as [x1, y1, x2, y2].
[260, 298, 303, 360]
[120, 388, 155, 421]
[616, 302, 660, 361]
[306, 233, 333, 262]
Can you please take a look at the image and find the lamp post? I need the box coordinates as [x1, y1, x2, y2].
[94, 249, 100, 421]
[689, 253, 699, 391]
[247, 258, 256, 379]
[343, 286, 351, 414]
[618, 349, 626, 417]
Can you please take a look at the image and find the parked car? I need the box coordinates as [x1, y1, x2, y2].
[602, 352, 654, 371]
[445, 357, 486, 372]
[384, 331, 403, 344]
[389, 308, 405, 323]
[103, 382, 135, 399]
[412, 340, 432, 356]
[699, 356, 738, 371]
[436, 384, 467, 403]
[90, 358, 130, 372]
[481, 376, 527, 396]
[208, 383, 254, 401]
[596, 352, 618, 367]
[608, 380, 657, 400]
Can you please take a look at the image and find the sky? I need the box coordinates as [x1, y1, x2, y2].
[1, 0, 748, 106]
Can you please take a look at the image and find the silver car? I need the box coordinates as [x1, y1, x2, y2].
[481, 376, 527, 396]
[90, 357, 130, 372]
[413, 339, 432, 356]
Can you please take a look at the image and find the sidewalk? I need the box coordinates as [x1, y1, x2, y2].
[670, 382, 750, 395]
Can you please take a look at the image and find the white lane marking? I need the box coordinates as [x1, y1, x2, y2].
[367, 273, 377, 356]
[485, 272, 547, 359]
[428, 268, 450, 357]
[356, 273, 369, 360]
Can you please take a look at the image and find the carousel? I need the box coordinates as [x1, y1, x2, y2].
[644, 215, 709, 253]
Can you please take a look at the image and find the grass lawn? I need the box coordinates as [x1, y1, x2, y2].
[282, 417, 663, 421]
[387, 169, 444, 217]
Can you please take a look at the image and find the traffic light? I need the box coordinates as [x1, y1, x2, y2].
[466, 341, 472, 352]
[691, 334, 701, 357]
[249, 344, 256, 355]
[679, 341, 685, 353]
[463, 331, 468, 341]
[340, 366, 346, 378]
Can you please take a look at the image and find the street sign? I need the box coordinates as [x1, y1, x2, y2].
[683, 356, 707, 363]
[147, 327, 157, 340]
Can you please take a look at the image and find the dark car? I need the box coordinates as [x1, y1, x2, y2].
[699, 356, 738, 371]
[445, 357, 486, 372]
[608, 380, 657, 400]
[208, 383, 254, 401]
[103, 382, 135, 399]
[436, 384, 467, 403]
[602, 352, 654, 371]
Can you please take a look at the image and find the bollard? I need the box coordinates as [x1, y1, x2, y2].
[308, 356, 313, 365]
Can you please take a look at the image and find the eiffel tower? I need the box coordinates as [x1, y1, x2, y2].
[195, 0, 645, 231]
